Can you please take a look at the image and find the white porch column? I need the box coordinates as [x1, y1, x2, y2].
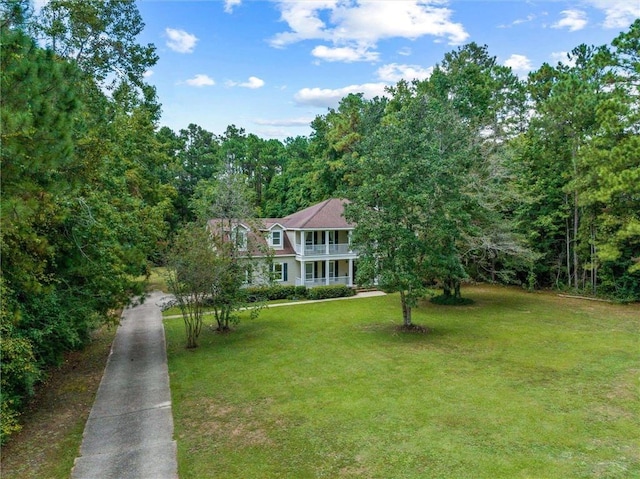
[348, 258, 353, 287]
[325, 260, 329, 285]
[300, 231, 304, 256]
[325, 230, 329, 255]
[300, 260, 305, 287]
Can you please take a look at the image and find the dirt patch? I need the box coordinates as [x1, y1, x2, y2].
[395, 324, 431, 334]
[181, 397, 274, 450]
[0, 325, 116, 479]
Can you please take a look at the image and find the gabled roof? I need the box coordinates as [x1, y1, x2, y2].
[280, 198, 353, 229]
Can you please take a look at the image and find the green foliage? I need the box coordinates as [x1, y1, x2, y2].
[515, 24, 640, 299]
[243, 285, 307, 302]
[1, 0, 168, 441]
[305, 284, 355, 300]
[0, 280, 39, 445]
[346, 87, 475, 326]
[35, 0, 157, 89]
[165, 224, 218, 348]
[430, 294, 475, 306]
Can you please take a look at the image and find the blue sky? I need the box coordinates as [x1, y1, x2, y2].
[134, 0, 639, 139]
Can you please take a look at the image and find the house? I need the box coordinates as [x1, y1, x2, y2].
[209, 198, 357, 288]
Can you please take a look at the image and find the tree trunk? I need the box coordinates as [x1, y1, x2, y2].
[592, 224, 597, 294]
[400, 290, 412, 327]
[565, 196, 572, 288]
[573, 191, 580, 289]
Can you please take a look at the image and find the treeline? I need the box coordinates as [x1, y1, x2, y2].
[1, 0, 171, 441]
[1, 0, 638, 442]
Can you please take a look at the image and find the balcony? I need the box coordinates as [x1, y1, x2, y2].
[295, 243, 353, 256]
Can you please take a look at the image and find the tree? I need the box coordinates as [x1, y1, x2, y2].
[1, 0, 171, 441]
[569, 21, 640, 299]
[520, 42, 616, 292]
[345, 88, 474, 327]
[198, 175, 271, 331]
[166, 224, 217, 348]
[167, 175, 270, 347]
[419, 43, 532, 287]
[34, 0, 157, 90]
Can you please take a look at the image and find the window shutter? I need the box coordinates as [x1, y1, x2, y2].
[283, 263, 288, 282]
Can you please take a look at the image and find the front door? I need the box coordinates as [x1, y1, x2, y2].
[305, 262, 314, 283]
[328, 261, 336, 281]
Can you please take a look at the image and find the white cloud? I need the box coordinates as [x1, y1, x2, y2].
[294, 82, 388, 108]
[504, 54, 533, 75]
[584, 0, 640, 29]
[312, 45, 379, 62]
[550, 51, 576, 67]
[165, 28, 198, 53]
[398, 46, 412, 56]
[143, 70, 154, 78]
[499, 12, 544, 28]
[552, 10, 588, 32]
[224, 0, 241, 14]
[270, 1, 469, 58]
[377, 63, 433, 83]
[185, 74, 215, 87]
[227, 76, 265, 89]
[241, 76, 265, 89]
[254, 117, 313, 127]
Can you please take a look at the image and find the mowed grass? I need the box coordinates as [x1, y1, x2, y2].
[165, 285, 639, 479]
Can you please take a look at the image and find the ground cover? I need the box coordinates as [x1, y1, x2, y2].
[0, 325, 116, 479]
[165, 285, 639, 478]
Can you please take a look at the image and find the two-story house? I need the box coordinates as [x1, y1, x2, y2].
[209, 198, 357, 288]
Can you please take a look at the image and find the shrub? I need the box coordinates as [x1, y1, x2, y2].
[430, 294, 474, 306]
[244, 285, 308, 302]
[306, 285, 356, 300]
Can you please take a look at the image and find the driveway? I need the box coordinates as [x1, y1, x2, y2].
[71, 291, 178, 479]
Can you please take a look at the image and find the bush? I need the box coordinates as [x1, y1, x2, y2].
[306, 285, 356, 300]
[244, 285, 308, 302]
[430, 295, 474, 306]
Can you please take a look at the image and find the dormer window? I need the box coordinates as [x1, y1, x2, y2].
[270, 230, 282, 249]
[231, 226, 247, 250]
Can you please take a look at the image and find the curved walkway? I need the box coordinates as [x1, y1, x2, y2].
[71, 291, 178, 479]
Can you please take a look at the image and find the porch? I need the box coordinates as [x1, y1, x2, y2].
[295, 275, 351, 288]
[296, 259, 355, 287]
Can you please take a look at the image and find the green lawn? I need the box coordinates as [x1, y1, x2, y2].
[164, 285, 639, 479]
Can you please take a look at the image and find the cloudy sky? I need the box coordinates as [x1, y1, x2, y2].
[135, 0, 639, 139]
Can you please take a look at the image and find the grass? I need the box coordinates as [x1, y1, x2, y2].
[135, 266, 169, 293]
[165, 284, 639, 479]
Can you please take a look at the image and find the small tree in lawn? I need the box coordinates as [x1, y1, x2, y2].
[192, 174, 271, 331]
[166, 223, 217, 348]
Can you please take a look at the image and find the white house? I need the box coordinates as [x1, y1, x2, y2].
[209, 198, 357, 288]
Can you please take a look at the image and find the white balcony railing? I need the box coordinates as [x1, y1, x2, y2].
[295, 243, 353, 256]
[295, 276, 351, 287]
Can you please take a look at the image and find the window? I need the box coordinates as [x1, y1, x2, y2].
[273, 262, 288, 282]
[231, 227, 247, 250]
[271, 230, 282, 248]
[244, 266, 253, 285]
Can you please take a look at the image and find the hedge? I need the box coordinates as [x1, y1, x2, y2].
[243, 284, 356, 302]
[244, 285, 307, 302]
[306, 284, 356, 300]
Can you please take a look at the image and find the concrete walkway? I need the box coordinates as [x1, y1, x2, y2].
[163, 289, 387, 320]
[72, 291, 178, 479]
